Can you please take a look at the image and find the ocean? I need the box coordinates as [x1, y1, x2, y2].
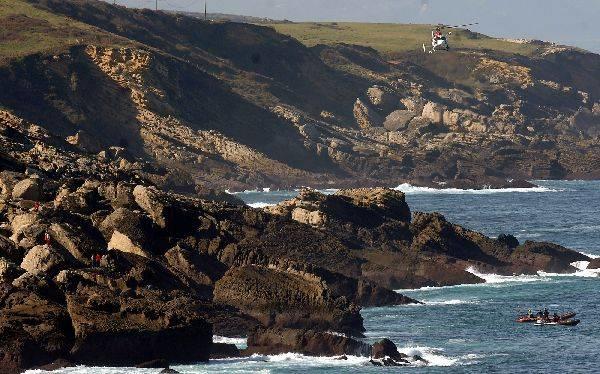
[32, 180, 600, 373]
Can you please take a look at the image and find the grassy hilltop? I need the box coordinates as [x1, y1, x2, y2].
[269, 22, 540, 58]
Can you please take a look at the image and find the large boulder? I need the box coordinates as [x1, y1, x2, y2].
[11, 178, 43, 201]
[100, 208, 162, 257]
[48, 223, 104, 264]
[372, 338, 408, 362]
[384, 110, 416, 132]
[354, 98, 383, 129]
[246, 328, 371, 357]
[20, 245, 74, 276]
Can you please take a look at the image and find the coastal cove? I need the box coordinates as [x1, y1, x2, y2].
[33, 180, 600, 373]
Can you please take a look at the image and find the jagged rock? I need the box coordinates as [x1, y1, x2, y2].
[100, 208, 161, 257]
[20, 245, 74, 276]
[66, 130, 104, 153]
[0, 258, 25, 282]
[246, 328, 371, 357]
[10, 213, 41, 242]
[164, 245, 226, 288]
[588, 258, 600, 269]
[54, 186, 101, 214]
[497, 234, 519, 249]
[0, 234, 23, 263]
[210, 343, 240, 359]
[570, 107, 600, 137]
[384, 110, 416, 131]
[371, 338, 408, 362]
[354, 98, 383, 129]
[48, 223, 104, 264]
[11, 178, 42, 201]
[367, 86, 397, 110]
[133, 185, 171, 229]
[98, 182, 135, 208]
[401, 97, 426, 115]
[0, 171, 23, 199]
[422, 102, 445, 124]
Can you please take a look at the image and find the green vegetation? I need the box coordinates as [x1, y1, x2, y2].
[0, 0, 118, 63]
[269, 22, 539, 57]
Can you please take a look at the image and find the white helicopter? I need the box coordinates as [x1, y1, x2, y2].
[422, 22, 479, 53]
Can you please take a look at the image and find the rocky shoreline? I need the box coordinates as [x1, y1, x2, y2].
[0, 155, 589, 371]
[0, 1, 597, 372]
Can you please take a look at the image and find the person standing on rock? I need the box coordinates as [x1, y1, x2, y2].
[43, 232, 51, 247]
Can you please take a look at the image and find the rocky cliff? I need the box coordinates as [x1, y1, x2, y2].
[0, 1, 597, 372]
[1, 0, 599, 192]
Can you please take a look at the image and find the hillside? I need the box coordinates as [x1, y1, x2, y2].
[1, 0, 600, 193]
[269, 22, 543, 57]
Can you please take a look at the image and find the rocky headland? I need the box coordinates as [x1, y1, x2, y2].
[0, 0, 597, 372]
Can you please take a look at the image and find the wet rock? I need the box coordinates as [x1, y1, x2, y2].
[588, 258, 600, 269]
[210, 343, 240, 359]
[136, 358, 169, 368]
[497, 234, 519, 249]
[246, 328, 371, 357]
[32, 358, 75, 371]
[371, 338, 407, 362]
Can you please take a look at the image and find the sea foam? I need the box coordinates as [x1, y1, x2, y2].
[394, 183, 560, 195]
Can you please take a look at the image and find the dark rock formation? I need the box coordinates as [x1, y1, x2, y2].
[246, 328, 371, 357]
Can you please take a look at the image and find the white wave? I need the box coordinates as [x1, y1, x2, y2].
[467, 265, 599, 282]
[398, 346, 482, 367]
[424, 299, 479, 305]
[213, 336, 248, 348]
[538, 268, 600, 278]
[393, 183, 560, 195]
[580, 252, 600, 259]
[209, 352, 371, 367]
[248, 202, 275, 208]
[466, 266, 545, 284]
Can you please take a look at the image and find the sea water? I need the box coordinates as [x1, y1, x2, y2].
[32, 181, 600, 373]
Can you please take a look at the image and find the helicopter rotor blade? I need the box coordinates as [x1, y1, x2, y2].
[437, 22, 479, 30]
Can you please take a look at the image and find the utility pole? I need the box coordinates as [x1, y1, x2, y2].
[155, 0, 158, 11]
[204, 2, 207, 20]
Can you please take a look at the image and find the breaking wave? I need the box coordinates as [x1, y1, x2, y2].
[398, 346, 484, 367]
[248, 202, 274, 208]
[393, 183, 560, 195]
[213, 336, 248, 348]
